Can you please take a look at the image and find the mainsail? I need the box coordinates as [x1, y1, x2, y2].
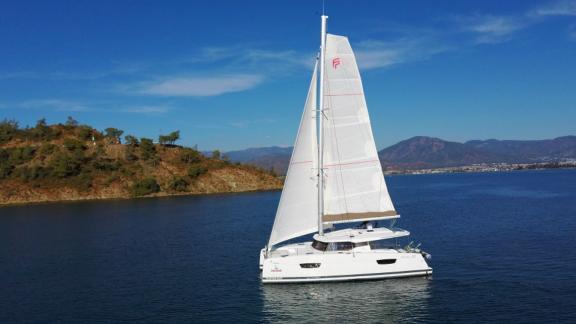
[268, 33, 397, 247]
[321, 34, 396, 223]
[268, 63, 319, 247]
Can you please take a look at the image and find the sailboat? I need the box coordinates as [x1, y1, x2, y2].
[260, 15, 432, 283]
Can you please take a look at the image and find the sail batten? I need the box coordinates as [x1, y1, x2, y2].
[323, 211, 398, 223]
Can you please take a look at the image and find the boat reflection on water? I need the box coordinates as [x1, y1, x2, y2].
[261, 277, 432, 323]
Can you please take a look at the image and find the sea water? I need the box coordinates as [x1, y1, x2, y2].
[1, 170, 575, 323]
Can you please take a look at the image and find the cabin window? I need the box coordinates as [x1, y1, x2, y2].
[327, 242, 353, 251]
[377, 259, 397, 265]
[300, 263, 321, 268]
[353, 242, 368, 248]
[312, 240, 328, 251]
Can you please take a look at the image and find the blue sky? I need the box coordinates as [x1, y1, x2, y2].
[1, 0, 575, 151]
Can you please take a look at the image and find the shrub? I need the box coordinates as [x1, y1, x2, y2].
[131, 178, 160, 196]
[13, 166, 48, 182]
[0, 163, 13, 179]
[92, 158, 120, 171]
[124, 135, 139, 146]
[105, 127, 124, 144]
[180, 148, 201, 164]
[168, 176, 188, 192]
[188, 164, 207, 178]
[0, 119, 20, 143]
[8, 146, 36, 165]
[29, 118, 58, 141]
[211, 150, 221, 160]
[63, 138, 86, 153]
[76, 125, 93, 140]
[50, 153, 82, 178]
[70, 171, 92, 191]
[139, 138, 156, 160]
[125, 147, 138, 162]
[39, 143, 56, 156]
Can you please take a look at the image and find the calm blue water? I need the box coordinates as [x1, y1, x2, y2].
[1, 170, 576, 323]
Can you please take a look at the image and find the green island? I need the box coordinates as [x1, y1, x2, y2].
[0, 117, 282, 206]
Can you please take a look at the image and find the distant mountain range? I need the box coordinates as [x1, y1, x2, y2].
[224, 146, 292, 174]
[225, 136, 576, 174]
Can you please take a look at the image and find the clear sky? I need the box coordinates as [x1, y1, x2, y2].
[1, 0, 575, 151]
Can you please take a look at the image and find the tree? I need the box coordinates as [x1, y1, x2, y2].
[65, 116, 79, 128]
[31, 118, 54, 140]
[211, 150, 221, 160]
[168, 176, 188, 192]
[158, 130, 180, 146]
[0, 119, 19, 143]
[76, 125, 93, 140]
[168, 131, 180, 145]
[139, 138, 156, 160]
[180, 148, 201, 164]
[188, 164, 207, 178]
[124, 135, 139, 146]
[131, 178, 160, 196]
[105, 127, 124, 144]
[50, 153, 82, 178]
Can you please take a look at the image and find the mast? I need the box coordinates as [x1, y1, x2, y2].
[318, 15, 328, 236]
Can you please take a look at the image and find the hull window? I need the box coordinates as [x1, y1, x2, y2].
[312, 240, 328, 251]
[377, 259, 397, 265]
[300, 263, 321, 268]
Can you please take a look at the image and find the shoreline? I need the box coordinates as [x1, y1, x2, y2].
[0, 186, 282, 208]
[3, 167, 575, 207]
[384, 162, 576, 176]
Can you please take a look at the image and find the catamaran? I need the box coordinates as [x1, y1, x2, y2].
[260, 15, 432, 283]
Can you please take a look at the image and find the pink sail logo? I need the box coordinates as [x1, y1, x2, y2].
[332, 57, 341, 69]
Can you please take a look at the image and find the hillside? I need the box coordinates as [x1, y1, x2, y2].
[224, 146, 292, 175]
[0, 119, 282, 205]
[378, 136, 510, 169]
[224, 136, 576, 172]
[465, 136, 576, 162]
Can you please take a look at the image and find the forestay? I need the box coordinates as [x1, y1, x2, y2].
[321, 34, 396, 223]
[268, 63, 319, 247]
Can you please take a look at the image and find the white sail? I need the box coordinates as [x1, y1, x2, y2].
[268, 63, 319, 247]
[321, 34, 396, 223]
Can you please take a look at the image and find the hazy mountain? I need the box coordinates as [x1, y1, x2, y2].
[465, 136, 576, 162]
[378, 136, 509, 169]
[224, 146, 293, 175]
[225, 136, 576, 173]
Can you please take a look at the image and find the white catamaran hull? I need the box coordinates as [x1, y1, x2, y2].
[261, 244, 432, 284]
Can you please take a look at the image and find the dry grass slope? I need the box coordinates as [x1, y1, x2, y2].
[0, 120, 282, 205]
